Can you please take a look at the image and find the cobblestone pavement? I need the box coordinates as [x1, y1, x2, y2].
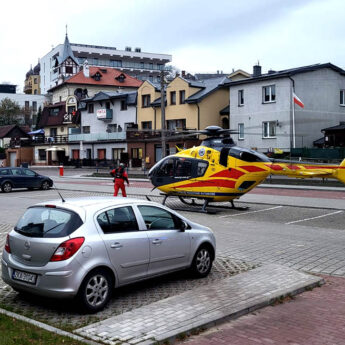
[76, 264, 322, 345]
[179, 275, 345, 345]
[0, 252, 256, 330]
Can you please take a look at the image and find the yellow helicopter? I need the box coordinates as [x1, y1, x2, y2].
[148, 126, 345, 212]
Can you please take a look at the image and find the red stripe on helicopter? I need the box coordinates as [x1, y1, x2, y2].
[267, 164, 284, 171]
[287, 165, 301, 170]
[240, 166, 268, 172]
[175, 179, 236, 189]
[210, 169, 244, 179]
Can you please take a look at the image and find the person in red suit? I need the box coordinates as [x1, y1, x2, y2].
[110, 163, 129, 197]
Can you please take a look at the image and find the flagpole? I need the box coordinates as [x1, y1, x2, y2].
[292, 92, 296, 148]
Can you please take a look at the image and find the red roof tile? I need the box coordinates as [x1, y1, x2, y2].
[51, 67, 142, 91]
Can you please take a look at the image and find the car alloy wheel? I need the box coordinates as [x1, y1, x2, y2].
[192, 246, 212, 278]
[41, 181, 50, 190]
[78, 269, 113, 313]
[2, 182, 12, 193]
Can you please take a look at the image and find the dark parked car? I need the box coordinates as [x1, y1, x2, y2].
[0, 167, 53, 193]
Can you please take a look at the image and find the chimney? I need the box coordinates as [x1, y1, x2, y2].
[83, 60, 90, 78]
[182, 70, 186, 77]
[253, 64, 262, 77]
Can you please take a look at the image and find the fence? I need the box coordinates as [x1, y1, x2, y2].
[291, 148, 345, 161]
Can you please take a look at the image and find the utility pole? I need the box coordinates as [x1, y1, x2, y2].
[160, 69, 166, 158]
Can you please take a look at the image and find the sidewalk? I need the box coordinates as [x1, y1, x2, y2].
[75, 264, 322, 345]
[179, 275, 345, 345]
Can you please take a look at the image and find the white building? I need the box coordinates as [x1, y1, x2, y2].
[68, 91, 137, 163]
[40, 34, 172, 94]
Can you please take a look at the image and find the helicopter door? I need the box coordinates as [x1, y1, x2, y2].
[174, 158, 193, 181]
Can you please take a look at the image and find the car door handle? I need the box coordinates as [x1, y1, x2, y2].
[110, 242, 123, 249]
[152, 239, 162, 245]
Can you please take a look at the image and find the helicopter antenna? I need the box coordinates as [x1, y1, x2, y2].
[53, 182, 66, 203]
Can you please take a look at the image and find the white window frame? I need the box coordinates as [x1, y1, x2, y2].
[262, 121, 277, 138]
[238, 123, 244, 140]
[262, 85, 276, 103]
[340, 90, 345, 106]
[238, 90, 244, 106]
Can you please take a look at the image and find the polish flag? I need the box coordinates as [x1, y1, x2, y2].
[293, 93, 304, 108]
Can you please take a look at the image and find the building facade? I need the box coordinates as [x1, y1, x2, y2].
[40, 34, 172, 94]
[24, 63, 41, 95]
[224, 63, 345, 153]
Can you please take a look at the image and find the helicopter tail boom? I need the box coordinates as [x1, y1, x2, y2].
[268, 159, 345, 184]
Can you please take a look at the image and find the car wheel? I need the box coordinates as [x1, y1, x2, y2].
[191, 246, 213, 278]
[77, 269, 113, 313]
[2, 182, 12, 193]
[41, 181, 50, 190]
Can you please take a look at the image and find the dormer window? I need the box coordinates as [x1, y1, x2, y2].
[92, 72, 102, 81]
[115, 73, 126, 83]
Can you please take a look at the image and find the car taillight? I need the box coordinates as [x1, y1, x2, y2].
[4, 234, 11, 253]
[50, 237, 85, 262]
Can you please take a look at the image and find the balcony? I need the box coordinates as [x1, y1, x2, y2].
[97, 109, 113, 120]
[68, 132, 126, 142]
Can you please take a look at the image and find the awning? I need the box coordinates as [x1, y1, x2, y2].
[28, 129, 45, 135]
[45, 146, 65, 152]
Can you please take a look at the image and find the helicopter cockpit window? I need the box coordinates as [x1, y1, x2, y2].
[157, 158, 174, 177]
[175, 158, 192, 178]
[197, 161, 208, 177]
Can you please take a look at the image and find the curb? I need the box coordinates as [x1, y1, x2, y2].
[0, 307, 99, 345]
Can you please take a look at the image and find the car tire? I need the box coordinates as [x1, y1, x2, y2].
[77, 269, 113, 313]
[190, 245, 213, 278]
[2, 182, 12, 193]
[41, 181, 50, 190]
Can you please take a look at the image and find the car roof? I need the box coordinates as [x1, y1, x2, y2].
[35, 196, 159, 212]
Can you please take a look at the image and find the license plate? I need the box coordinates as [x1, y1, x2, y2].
[12, 269, 37, 285]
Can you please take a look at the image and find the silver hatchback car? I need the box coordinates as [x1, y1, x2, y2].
[2, 197, 216, 312]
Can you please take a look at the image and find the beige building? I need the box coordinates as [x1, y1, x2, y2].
[24, 63, 41, 95]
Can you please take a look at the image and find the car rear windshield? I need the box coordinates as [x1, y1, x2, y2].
[14, 207, 83, 238]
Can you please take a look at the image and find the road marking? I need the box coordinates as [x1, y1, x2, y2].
[285, 210, 343, 225]
[220, 205, 283, 218]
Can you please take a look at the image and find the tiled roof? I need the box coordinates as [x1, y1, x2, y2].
[38, 103, 66, 127]
[322, 122, 345, 131]
[87, 91, 137, 105]
[49, 67, 142, 92]
[0, 125, 29, 138]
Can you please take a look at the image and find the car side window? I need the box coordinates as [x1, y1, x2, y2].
[137, 205, 177, 230]
[0, 169, 10, 175]
[11, 168, 23, 176]
[97, 206, 138, 234]
[23, 169, 36, 176]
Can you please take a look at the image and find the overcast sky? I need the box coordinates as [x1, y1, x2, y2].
[1, 0, 345, 91]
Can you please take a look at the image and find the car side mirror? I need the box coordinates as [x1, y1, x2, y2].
[180, 220, 187, 232]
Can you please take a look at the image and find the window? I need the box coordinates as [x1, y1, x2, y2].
[107, 124, 117, 132]
[175, 158, 192, 177]
[82, 126, 90, 134]
[263, 85, 276, 103]
[142, 94, 151, 108]
[238, 123, 244, 140]
[49, 107, 59, 116]
[0, 169, 10, 175]
[65, 66, 73, 74]
[166, 119, 186, 130]
[88, 104, 94, 113]
[340, 90, 345, 106]
[141, 121, 152, 130]
[179, 90, 186, 104]
[22, 169, 36, 176]
[97, 207, 138, 233]
[262, 121, 277, 138]
[25, 101, 30, 111]
[34, 90, 37, 95]
[170, 91, 176, 105]
[138, 205, 177, 230]
[34, 78, 38, 84]
[106, 102, 110, 109]
[112, 148, 124, 160]
[157, 158, 175, 177]
[32, 101, 37, 112]
[197, 161, 208, 177]
[238, 90, 244, 106]
[11, 168, 23, 176]
[121, 100, 127, 111]
[131, 148, 143, 159]
[38, 149, 46, 161]
[50, 128, 57, 137]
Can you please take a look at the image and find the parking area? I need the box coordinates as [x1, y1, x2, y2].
[0, 186, 345, 335]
